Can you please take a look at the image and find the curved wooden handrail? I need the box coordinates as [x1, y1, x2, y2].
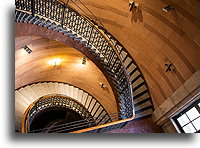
[70, 114, 135, 133]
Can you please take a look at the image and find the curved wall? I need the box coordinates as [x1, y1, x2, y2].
[67, 0, 200, 108]
[15, 36, 117, 114]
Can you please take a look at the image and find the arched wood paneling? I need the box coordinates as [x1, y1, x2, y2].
[15, 36, 117, 114]
[66, 0, 199, 108]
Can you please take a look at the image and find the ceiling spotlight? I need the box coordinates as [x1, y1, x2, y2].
[164, 61, 174, 72]
[99, 82, 107, 89]
[48, 58, 61, 67]
[129, 1, 139, 11]
[163, 5, 174, 12]
[22, 45, 33, 54]
[82, 57, 87, 65]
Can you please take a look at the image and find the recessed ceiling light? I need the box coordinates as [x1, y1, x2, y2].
[22, 45, 33, 54]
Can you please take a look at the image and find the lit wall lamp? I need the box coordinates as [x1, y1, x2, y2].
[165, 62, 174, 72]
[82, 57, 87, 65]
[48, 58, 61, 67]
[22, 45, 33, 54]
[129, 1, 139, 11]
[163, 5, 174, 12]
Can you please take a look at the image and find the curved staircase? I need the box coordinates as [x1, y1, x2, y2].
[15, 0, 153, 133]
[15, 82, 110, 132]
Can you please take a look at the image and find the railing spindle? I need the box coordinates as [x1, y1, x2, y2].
[31, 0, 35, 16]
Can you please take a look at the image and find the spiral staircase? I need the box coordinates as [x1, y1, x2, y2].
[15, 0, 153, 133]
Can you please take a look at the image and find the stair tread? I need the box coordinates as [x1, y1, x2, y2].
[81, 92, 88, 105]
[58, 83, 65, 94]
[88, 99, 96, 112]
[53, 82, 60, 94]
[63, 84, 70, 97]
[133, 85, 147, 96]
[15, 91, 29, 108]
[85, 95, 92, 108]
[73, 87, 79, 100]
[27, 85, 40, 99]
[39, 83, 49, 96]
[41, 83, 51, 95]
[91, 102, 100, 116]
[135, 108, 153, 119]
[17, 88, 33, 104]
[69, 85, 74, 98]
[94, 106, 103, 118]
[77, 89, 84, 102]
[134, 93, 150, 104]
[135, 100, 152, 111]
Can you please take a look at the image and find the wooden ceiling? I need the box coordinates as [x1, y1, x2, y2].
[66, 0, 200, 109]
[15, 36, 117, 114]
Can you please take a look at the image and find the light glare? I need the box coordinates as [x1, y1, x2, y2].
[48, 58, 61, 67]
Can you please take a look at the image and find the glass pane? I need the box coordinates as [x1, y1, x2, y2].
[186, 107, 200, 121]
[183, 123, 196, 133]
[198, 103, 200, 108]
[192, 117, 200, 131]
[177, 114, 190, 127]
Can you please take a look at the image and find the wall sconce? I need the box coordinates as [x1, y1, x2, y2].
[22, 45, 33, 54]
[129, 1, 139, 11]
[163, 5, 174, 12]
[48, 58, 61, 67]
[165, 62, 174, 72]
[99, 82, 107, 89]
[82, 57, 87, 65]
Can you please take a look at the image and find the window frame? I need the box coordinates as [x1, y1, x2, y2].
[173, 99, 200, 133]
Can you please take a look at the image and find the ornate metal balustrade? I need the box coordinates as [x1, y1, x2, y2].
[25, 95, 94, 133]
[25, 95, 129, 133]
[16, 81, 117, 133]
[24, 95, 116, 133]
[15, 0, 153, 133]
[15, 0, 134, 118]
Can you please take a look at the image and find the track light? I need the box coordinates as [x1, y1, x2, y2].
[129, 1, 139, 11]
[165, 62, 174, 72]
[22, 45, 33, 54]
[99, 82, 107, 89]
[82, 57, 87, 65]
[163, 5, 174, 12]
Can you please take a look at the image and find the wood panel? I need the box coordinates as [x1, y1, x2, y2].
[15, 36, 118, 114]
[64, 0, 200, 108]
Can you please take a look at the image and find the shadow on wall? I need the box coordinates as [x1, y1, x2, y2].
[131, 6, 143, 23]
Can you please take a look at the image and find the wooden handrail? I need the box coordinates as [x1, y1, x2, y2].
[70, 112, 135, 133]
[21, 94, 107, 133]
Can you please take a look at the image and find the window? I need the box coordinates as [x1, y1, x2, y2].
[173, 99, 200, 133]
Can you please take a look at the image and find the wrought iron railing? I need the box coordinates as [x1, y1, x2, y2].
[24, 95, 111, 133]
[15, 0, 153, 133]
[15, 0, 134, 117]
[17, 82, 114, 133]
[24, 95, 128, 133]
[21, 93, 129, 133]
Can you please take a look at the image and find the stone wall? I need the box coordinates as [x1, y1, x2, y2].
[152, 70, 200, 132]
